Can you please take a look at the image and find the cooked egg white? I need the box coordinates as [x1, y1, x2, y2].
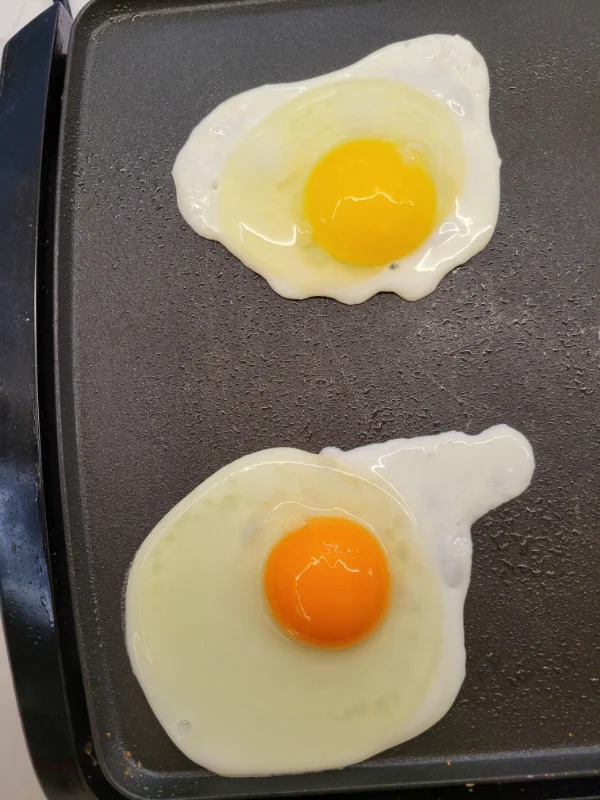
[125, 425, 533, 777]
[173, 34, 500, 303]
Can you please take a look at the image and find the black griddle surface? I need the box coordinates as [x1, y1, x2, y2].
[55, 1, 600, 798]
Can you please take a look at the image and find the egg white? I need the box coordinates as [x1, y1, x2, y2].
[125, 425, 533, 777]
[173, 34, 500, 303]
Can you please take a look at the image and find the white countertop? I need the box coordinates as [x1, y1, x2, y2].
[0, 3, 89, 796]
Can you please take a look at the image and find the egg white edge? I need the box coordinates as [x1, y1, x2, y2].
[172, 34, 501, 304]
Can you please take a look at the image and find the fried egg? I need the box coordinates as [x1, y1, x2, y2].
[125, 425, 533, 776]
[173, 34, 500, 303]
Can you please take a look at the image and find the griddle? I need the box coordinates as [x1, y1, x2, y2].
[1, 1, 599, 799]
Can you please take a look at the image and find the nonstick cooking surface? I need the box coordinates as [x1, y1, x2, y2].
[55, 0, 600, 798]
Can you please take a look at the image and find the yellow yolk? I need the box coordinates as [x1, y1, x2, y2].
[304, 139, 437, 267]
[263, 516, 391, 649]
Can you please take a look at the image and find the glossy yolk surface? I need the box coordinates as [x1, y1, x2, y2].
[304, 139, 437, 267]
[263, 516, 391, 648]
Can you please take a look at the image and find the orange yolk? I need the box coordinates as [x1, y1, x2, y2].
[263, 516, 391, 649]
[304, 139, 437, 267]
